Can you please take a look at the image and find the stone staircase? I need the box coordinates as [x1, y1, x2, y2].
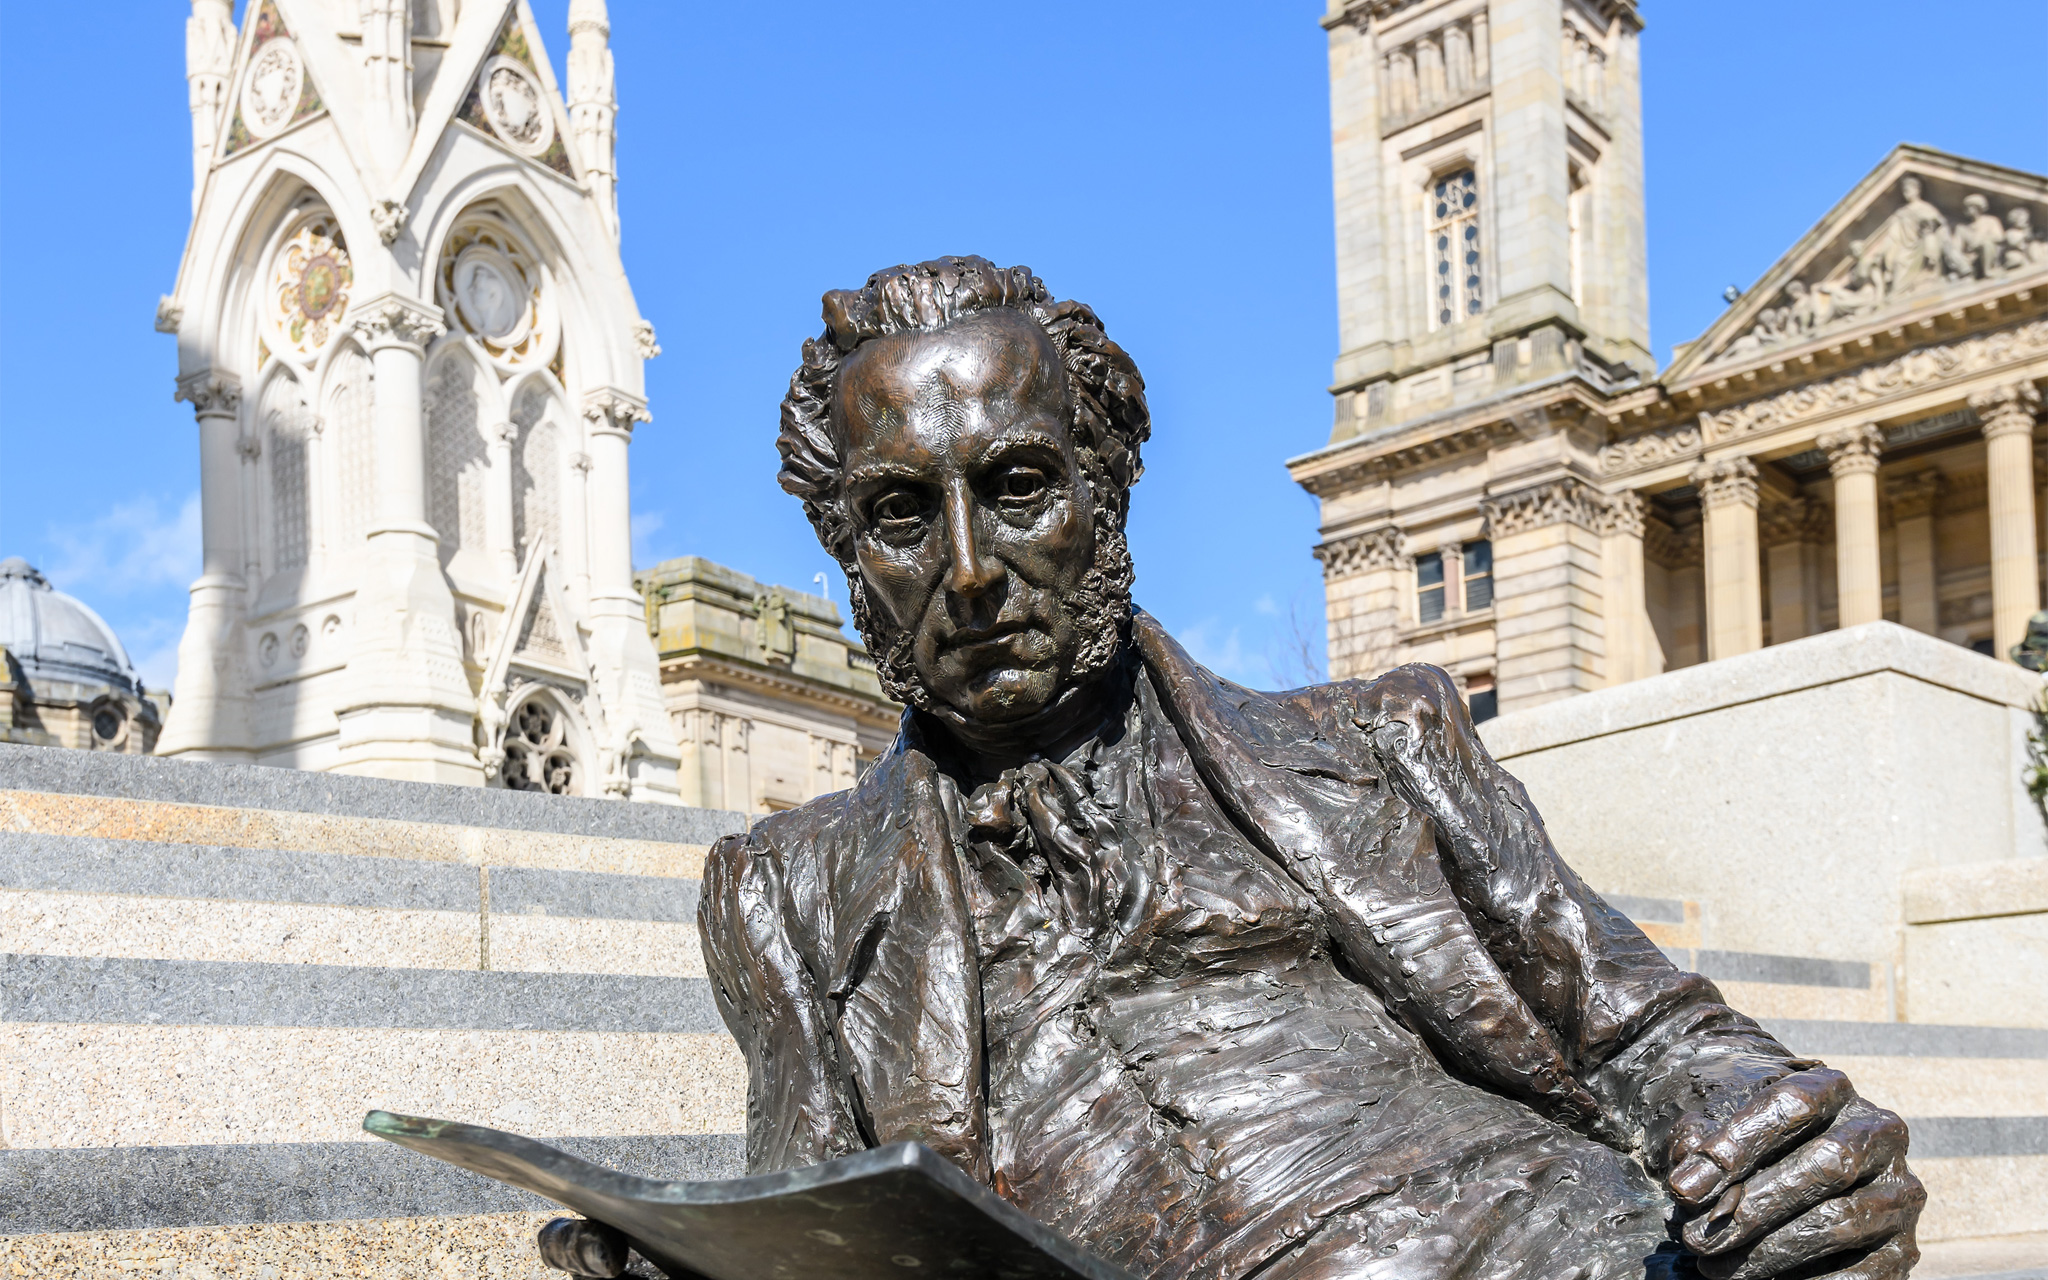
[0, 743, 748, 1277]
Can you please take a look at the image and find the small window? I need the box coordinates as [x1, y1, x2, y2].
[1429, 169, 1483, 329]
[1417, 551, 1446, 623]
[1468, 688, 1499, 723]
[1463, 539, 1493, 611]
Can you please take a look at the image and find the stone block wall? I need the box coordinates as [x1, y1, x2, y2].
[0, 745, 750, 1275]
[1480, 622, 2048, 1241]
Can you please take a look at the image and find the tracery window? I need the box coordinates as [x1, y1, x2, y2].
[503, 697, 577, 794]
[326, 346, 376, 554]
[511, 383, 562, 560]
[425, 353, 489, 561]
[1429, 169, 1483, 329]
[263, 375, 311, 572]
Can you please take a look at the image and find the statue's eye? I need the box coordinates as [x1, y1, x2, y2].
[871, 492, 925, 528]
[994, 469, 1047, 504]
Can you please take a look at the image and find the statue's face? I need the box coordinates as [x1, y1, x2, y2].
[836, 309, 1099, 725]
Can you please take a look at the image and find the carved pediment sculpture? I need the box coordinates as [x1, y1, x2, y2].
[1672, 146, 2048, 381]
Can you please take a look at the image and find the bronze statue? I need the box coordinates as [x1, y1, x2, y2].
[700, 258, 1925, 1280]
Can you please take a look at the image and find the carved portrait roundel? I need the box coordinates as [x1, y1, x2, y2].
[267, 214, 354, 363]
[242, 37, 304, 140]
[437, 212, 557, 372]
[479, 56, 554, 157]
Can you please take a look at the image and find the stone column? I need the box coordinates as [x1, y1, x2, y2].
[566, 449, 593, 604]
[486, 419, 517, 580]
[1692, 457, 1763, 660]
[1971, 383, 2043, 659]
[580, 391, 683, 801]
[1595, 491, 1660, 685]
[1761, 499, 1825, 645]
[159, 372, 253, 758]
[1481, 477, 1607, 711]
[1885, 472, 1945, 635]
[1820, 424, 1885, 628]
[236, 432, 263, 583]
[332, 294, 483, 784]
[1314, 526, 1406, 680]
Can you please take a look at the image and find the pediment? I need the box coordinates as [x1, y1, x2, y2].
[482, 544, 590, 693]
[1667, 145, 2048, 383]
[446, 6, 579, 181]
[218, 1, 331, 162]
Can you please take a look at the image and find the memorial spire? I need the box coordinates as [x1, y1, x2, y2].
[567, 0, 619, 240]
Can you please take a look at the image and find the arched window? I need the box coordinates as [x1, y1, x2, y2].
[425, 349, 489, 563]
[1429, 168, 1483, 329]
[325, 344, 375, 555]
[510, 382, 562, 561]
[262, 374, 311, 573]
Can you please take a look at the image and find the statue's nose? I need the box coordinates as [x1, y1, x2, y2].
[944, 483, 1001, 599]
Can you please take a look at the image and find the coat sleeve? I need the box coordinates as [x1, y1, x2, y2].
[1348, 664, 1804, 1164]
[699, 824, 869, 1174]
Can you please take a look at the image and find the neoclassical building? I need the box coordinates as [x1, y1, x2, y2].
[156, 0, 684, 798]
[639, 557, 899, 813]
[0, 559, 166, 755]
[1294, 0, 2047, 716]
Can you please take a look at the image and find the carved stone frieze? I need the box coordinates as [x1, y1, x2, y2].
[1690, 457, 1760, 509]
[1702, 319, 2048, 442]
[1969, 381, 2043, 440]
[1481, 477, 1608, 537]
[1599, 425, 1701, 474]
[1315, 527, 1407, 581]
[1707, 177, 2048, 369]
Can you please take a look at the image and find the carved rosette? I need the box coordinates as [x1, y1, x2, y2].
[1689, 457, 1760, 510]
[1969, 381, 2043, 442]
[175, 371, 242, 418]
[1817, 424, 1884, 478]
[267, 214, 354, 362]
[348, 293, 447, 354]
[582, 390, 651, 438]
[1314, 527, 1407, 582]
[1480, 477, 1608, 537]
[437, 211, 556, 372]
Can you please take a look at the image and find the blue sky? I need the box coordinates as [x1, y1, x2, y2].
[2, 2, 2043, 691]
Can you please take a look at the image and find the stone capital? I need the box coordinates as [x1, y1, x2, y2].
[1481, 477, 1606, 538]
[1971, 381, 2043, 441]
[582, 389, 651, 437]
[1817, 424, 1883, 478]
[348, 292, 446, 354]
[1314, 526, 1406, 581]
[174, 370, 242, 417]
[1690, 456, 1760, 509]
[1591, 491, 1646, 539]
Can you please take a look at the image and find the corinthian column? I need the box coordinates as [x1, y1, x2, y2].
[580, 391, 683, 800]
[1595, 491, 1661, 685]
[1692, 457, 1763, 660]
[1971, 383, 2043, 659]
[1819, 424, 1884, 628]
[159, 372, 253, 759]
[332, 294, 483, 783]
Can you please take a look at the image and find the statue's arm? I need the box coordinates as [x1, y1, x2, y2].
[699, 828, 867, 1174]
[1348, 664, 1799, 1154]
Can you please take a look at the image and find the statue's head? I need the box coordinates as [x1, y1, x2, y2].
[1965, 193, 1990, 217]
[778, 257, 1150, 734]
[1901, 177, 1923, 201]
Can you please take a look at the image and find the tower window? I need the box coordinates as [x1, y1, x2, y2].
[1417, 551, 1446, 623]
[1430, 169, 1483, 328]
[1463, 539, 1493, 610]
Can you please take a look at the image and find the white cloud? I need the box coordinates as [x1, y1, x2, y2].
[1254, 594, 1279, 616]
[1177, 617, 1257, 685]
[631, 510, 666, 566]
[43, 492, 202, 591]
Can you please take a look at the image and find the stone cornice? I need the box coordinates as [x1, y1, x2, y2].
[1315, 527, 1407, 581]
[657, 649, 898, 725]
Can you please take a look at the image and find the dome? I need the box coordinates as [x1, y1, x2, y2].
[0, 557, 144, 695]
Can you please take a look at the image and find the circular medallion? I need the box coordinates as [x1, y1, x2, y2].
[267, 215, 354, 362]
[437, 213, 556, 371]
[479, 56, 553, 157]
[242, 38, 304, 139]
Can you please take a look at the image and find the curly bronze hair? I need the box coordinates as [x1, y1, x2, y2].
[776, 256, 1152, 710]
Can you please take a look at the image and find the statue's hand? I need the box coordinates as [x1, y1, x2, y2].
[1667, 1067, 1924, 1279]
